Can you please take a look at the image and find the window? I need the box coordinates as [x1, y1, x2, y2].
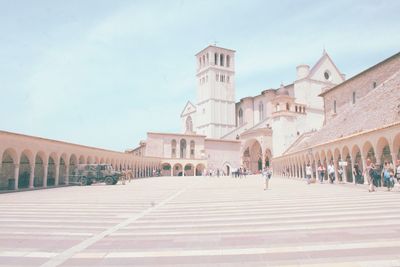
[324, 71, 330, 80]
[373, 81, 377, 88]
[220, 54, 224, 66]
[190, 140, 195, 159]
[227, 76, 230, 83]
[226, 55, 230, 67]
[206, 53, 209, 64]
[352, 91, 356, 104]
[295, 106, 298, 112]
[238, 108, 243, 125]
[214, 53, 218, 65]
[333, 100, 337, 114]
[180, 139, 187, 159]
[216, 74, 219, 82]
[171, 139, 177, 158]
[202, 55, 205, 66]
[276, 103, 280, 112]
[186, 116, 193, 132]
[259, 102, 264, 121]
[286, 103, 290, 111]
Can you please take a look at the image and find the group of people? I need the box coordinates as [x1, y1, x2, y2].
[231, 167, 248, 178]
[364, 159, 399, 192]
[301, 159, 400, 192]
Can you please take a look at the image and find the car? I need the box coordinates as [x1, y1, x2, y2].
[76, 164, 120, 185]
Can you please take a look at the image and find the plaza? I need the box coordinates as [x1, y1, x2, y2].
[0, 176, 400, 267]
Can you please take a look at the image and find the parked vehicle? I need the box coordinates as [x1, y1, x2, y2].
[76, 164, 120, 185]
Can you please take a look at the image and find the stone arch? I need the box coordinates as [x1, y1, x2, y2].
[342, 146, 353, 182]
[94, 156, 99, 164]
[180, 139, 187, 159]
[392, 133, 400, 161]
[100, 158, 105, 164]
[34, 151, 47, 187]
[79, 155, 85, 164]
[0, 148, 18, 190]
[161, 163, 171, 176]
[351, 144, 363, 171]
[184, 163, 195, 176]
[47, 152, 58, 186]
[376, 136, 391, 164]
[196, 164, 205, 176]
[222, 162, 231, 176]
[173, 163, 183, 176]
[362, 141, 376, 164]
[87, 156, 93, 164]
[18, 149, 33, 189]
[242, 139, 262, 174]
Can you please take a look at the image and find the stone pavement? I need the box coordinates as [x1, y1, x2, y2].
[0, 176, 400, 267]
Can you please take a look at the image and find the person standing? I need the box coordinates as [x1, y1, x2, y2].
[365, 159, 376, 192]
[263, 167, 272, 190]
[327, 162, 335, 184]
[305, 163, 312, 184]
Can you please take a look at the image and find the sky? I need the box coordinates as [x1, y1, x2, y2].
[1, 0, 399, 151]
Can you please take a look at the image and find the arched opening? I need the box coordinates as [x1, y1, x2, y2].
[220, 53, 224, 66]
[47, 155, 56, 186]
[173, 163, 183, 176]
[59, 154, 67, 185]
[0, 149, 17, 190]
[196, 164, 205, 176]
[265, 149, 272, 167]
[87, 156, 93, 165]
[184, 164, 194, 176]
[34, 153, 45, 187]
[259, 102, 264, 121]
[180, 139, 187, 159]
[376, 137, 391, 164]
[186, 116, 193, 133]
[286, 103, 290, 111]
[238, 108, 243, 125]
[190, 140, 195, 159]
[18, 151, 32, 189]
[214, 53, 218, 65]
[79, 155, 85, 164]
[393, 133, 400, 161]
[242, 140, 262, 174]
[342, 146, 352, 183]
[171, 139, 177, 158]
[226, 55, 230, 67]
[161, 163, 171, 176]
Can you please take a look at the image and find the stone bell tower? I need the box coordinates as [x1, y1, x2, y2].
[195, 45, 236, 138]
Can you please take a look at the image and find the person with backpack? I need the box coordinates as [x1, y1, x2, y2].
[382, 162, 394, 191]
[365, 159, 376, 192]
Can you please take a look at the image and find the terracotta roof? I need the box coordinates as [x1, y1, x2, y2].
[284, 70, 400, 155]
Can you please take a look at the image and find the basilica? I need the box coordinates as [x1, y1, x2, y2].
[130, 45, 349, 176]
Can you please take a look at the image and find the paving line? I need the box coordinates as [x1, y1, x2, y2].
[69, 239, 400, 259]
[39, 180, 202, 267]
[111, 219, 400, 236]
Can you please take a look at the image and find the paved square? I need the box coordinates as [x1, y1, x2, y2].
[1, 176, 400, 267]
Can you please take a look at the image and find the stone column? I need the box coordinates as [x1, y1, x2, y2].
[391, 153, 398, 165]
[14, 164, 19, 190]
[334, 159, 339, 183]
[65, 165, 70, 185]
[43, 164, 48, 188]
[29, 164, 35, 189]
[55, 163, 60, 186]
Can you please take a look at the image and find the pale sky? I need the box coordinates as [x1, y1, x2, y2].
[1, 0, 399, 151]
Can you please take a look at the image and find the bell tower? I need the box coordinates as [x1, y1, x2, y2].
[195, 45, 236, 138]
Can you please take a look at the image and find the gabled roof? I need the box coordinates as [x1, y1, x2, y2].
[180, 101, 197, 117]
[284, 69, 400, 155]
[308, 50, 344, 81]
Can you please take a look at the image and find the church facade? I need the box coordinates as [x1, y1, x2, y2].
[134, 45, 345, 175]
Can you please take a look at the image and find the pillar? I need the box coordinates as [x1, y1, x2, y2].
[334, 158, 339, 183]
[29, 164, 35, 188]
[65, 165, 70, 185]
[391, 152, 398, 165]
[14, 164, 19, 190]
[43, 164, 48, 188]
[55, 163, 60, 186]
[360, 155, 368, 185]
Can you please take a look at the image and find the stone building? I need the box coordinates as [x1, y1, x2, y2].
[272, 52, 400, 182]
[135, 45, 346, 174]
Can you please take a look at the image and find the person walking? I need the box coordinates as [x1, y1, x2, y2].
[365, 159, 376, 192]
[327, 162, 335, 184]
[305, 163, 312, 184]
[263, 167, 272, 190]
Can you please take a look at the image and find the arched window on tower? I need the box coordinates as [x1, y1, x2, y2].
[190, 140, 195, 159]
[202, 55, 205, 67]
[186, 116, 193, 133]
[286, 103, 290, 111]
[226, 55, 230, 67]
[238, 108, 244, 126]
[171, 139, 177, 158]
[333, 100, 337, 114]
[206, 53, 209, 64]
[259, 102, 264, 121]
[220, 54, 224, 66]
[214, 53, 218, 65]
[180, 139, 187, 159]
